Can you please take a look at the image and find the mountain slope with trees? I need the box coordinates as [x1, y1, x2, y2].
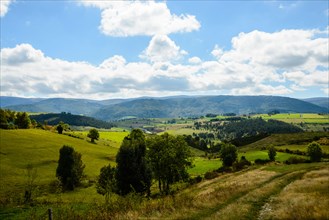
[30, 112, 114, 128]
[2, 95, 327, 120]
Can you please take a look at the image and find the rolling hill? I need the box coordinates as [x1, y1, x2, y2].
[2, 95, 328, 120]
[92, 96, 328, 120]
[303, 97, 328, 109]
[30, 112, 114, 128]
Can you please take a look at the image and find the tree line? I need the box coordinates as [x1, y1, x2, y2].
[0, 109, 33, 129]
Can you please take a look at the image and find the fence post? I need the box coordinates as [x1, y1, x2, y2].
[48, 208, 53, 220]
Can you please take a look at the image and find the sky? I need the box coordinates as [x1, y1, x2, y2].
[0, 0, 328, 100]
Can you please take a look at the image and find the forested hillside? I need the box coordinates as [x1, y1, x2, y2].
[2, 95, 327, 120]
[30, 112, 114, 128]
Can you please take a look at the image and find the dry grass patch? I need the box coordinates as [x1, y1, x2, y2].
[260, 167, 329, 220]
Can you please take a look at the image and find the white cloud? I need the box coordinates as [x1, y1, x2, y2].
[1, 27, 328, 99]
[188, 56, 202, 64]
[80, 0, 200, 37]
[0, 0, 13, 17]
[140, 35, 187, 63]
[322, 87, 329, 95]
[211, 45, 224, 59]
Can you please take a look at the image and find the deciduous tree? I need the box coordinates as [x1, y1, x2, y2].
[147, 133, 192, 194]
[88, 128, 99, 143]
[219, 143, 238, 167]
[307, 142, 322, 162]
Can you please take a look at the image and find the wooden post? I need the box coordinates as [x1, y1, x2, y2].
[48, 208, 53, 220]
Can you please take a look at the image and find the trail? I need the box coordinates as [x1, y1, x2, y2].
[182, 169, 308, 220]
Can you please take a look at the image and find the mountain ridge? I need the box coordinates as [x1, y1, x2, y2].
[1, 95, 327, 120]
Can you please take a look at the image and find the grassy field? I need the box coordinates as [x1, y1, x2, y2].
[4, 163, 327, 219]
[1, 128, 329, 219]
[241, 132, 329, 152]
[0, 129, 118, 203]
[71, 130, 129, 148]
[254, 113, 329, 124]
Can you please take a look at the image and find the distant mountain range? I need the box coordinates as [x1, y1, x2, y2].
[1, 95, 328, 121]
[302, 97, 328, 109]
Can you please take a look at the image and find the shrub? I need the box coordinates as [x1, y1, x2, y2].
[254, 158, 271, 165]
[268, 145, 276, 161]
[96, 164, 117, 203]
[307, 142, 322, 162]
[233, 156, 251, 170]
[219, 143, 238, 167]
[204, 171, 219, 180]
[285, 156, 310, 165]
[216, 166, 232, 173]
[189, 175, 203, 184]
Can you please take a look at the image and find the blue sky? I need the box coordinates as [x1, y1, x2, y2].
[1, 0, 328, 99]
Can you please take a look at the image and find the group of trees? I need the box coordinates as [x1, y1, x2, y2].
[56, 129, 192, 199]
[96, 129, 192, 199]
[0, 109, 33, 129]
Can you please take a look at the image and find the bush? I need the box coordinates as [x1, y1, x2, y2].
[189, 175, 203, 184]
[307, 142, 322, 162]
[268, 145, 276, 161]
[216, 166, 233, 173]
[204, 171, 219, 180]
[219, 143, 238, 167]
[233, 156, 251, 170]
[254, 158, 271, 165]
[285, 156, 310, 165]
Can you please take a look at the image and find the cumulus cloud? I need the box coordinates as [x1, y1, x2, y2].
[188, 56, 202, 64]
[1, 27, 328, 99]
[0, 0, 13, 17]
[140, 35, 188, 62]
[80, 0, 200, 37]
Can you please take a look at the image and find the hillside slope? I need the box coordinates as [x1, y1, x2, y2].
[30, 112, 114, 128]
[0, 129, 117, 196]
[92, 96, 328, 120]
[303, 97, 328, 109]
[2, 95, 327, 120]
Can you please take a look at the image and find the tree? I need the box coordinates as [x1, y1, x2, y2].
[56, 145, 85, 191]
[219, 143, 238, 167]
[15, 112, 31, 129]
[147, 133, 192, 194]
[307, 142, 322, 162]
[96, 164, 116, 203]
[87, 128, 99, 143]
[56, 124, 64, 134]
[268, 145, 277, 161]
[115, 129, 152, 196]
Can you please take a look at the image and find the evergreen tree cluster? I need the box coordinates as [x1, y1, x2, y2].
[0, 109, 32, 129]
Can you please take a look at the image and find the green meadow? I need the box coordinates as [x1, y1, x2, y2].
[1, 127, 328, 219]
[254, 113, 329, 124]
[0, 129, 118, 199]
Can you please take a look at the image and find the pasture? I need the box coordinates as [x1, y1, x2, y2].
[1, 128, 328, 219]
[254, 113, 329, 124]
